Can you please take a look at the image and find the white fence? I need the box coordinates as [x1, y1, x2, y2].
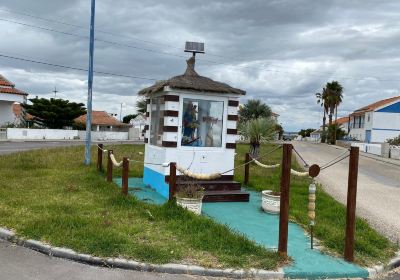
[7, 128, 79, 140]
[390, 146, 400, 160]
[351, 142, 382, 156]
[6, 128, 131, 141]
[77, 131, 128, 141]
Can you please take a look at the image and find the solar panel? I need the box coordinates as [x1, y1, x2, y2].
[184, 41, 205, 54]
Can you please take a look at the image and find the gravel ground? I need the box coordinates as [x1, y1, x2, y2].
[292, 141, 400, 243]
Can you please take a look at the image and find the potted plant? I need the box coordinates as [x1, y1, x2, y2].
[175, 182, 204, 215]
[261, 190, 280, 214]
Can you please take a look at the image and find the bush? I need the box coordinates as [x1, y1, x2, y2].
[387, 135, 400, 146]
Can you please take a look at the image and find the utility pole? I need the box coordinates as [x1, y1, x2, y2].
[119, 102, 123, 122]
[84, 0, 96, 165]
[53, 87, 58, 98]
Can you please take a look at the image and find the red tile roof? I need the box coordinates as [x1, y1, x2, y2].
[0, 74, 28, 96]
[351, 96, 400, 116]
[75, 111, 130, 127]
[333, 116, 349, 125]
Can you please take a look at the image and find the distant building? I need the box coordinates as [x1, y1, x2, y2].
[130, 113, 147, 139]
[348, 96, 400, 143]
[0, 75, 28, 126]
[74, 111, 132, 132]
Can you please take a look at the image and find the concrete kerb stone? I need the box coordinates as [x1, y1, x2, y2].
[0, 226, 284, 279]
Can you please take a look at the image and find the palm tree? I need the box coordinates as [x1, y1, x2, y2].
[325, 81, 343, 144]
[316, 89, 329, 143]
[136, 98, 147, 114]
[238, 99, 272, 123]
[238, 117, 276, 158]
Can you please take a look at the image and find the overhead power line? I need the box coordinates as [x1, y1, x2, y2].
[0, 53, 158, 81]
[1, 15, 400, 82]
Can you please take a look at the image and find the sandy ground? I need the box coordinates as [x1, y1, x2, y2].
[292, 141, 400, 243]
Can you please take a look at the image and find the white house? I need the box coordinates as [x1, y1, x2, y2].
[0, 75, 28, 126]
[348, 96, 400, 143]
[138, 56, 249, 202]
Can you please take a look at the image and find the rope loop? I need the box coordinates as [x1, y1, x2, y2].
[176, 166, 221, 180]
[109, 153, 123, 167]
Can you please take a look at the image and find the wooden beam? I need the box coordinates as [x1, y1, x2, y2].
[122, 157, 129, 196]
[244, 153, 250, 185]
[344, 146, 359, 262]
[106, 150, 113, 182]
[97, 144, 103, 172]
[278, 143, 293, 257]
[169, 162, 177, 201]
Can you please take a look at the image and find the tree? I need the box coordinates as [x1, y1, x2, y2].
[136, 98, 147, 114]
[238, 99, 272, 123]
[298, 128, 315, 138]
[239, 117, 276, 158]
[123, 114, 138, 124]
[316, 89, 329, 143]
[327, 124, 346, 140]
[22, 97, 86, 129]
[325, 81, 343, 144]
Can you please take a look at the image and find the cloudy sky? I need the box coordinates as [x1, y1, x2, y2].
[1, 0, 400, 131]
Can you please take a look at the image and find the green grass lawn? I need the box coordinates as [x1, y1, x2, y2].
[0, 144, 281, 270]
[233, 143, 397, 266]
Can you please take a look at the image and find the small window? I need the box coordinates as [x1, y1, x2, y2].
[181, 98, 224, 147]
[149, 97, 164, 146]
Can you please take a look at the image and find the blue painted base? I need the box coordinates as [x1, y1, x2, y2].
[115, 178, 368, 279]
[143, 167, 169, 199]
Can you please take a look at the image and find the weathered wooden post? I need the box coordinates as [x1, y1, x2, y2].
[107, 150, 113, 182]
[244, 153, 251, 185]
[344, 146, 359, 262]
[122, 157, 129, 196]
[169, 162, 177, 201]
[97, 144, 103, 171]
[278, 143, 293, 257]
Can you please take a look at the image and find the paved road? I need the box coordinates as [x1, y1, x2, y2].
[293, 141, 400, 243]
[0, 140, 141, 155]
[0, 240, 221, 280]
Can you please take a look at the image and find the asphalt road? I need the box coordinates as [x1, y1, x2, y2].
[0, 140, 141, 155]
[0, 240, 220, 280]
[292, 141, 400, 243]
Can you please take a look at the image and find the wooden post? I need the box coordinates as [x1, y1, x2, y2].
[97, 144, 103, 171]
[344, 146, 359, 262]
[169, 162, 177, 201]
[244, 153, 251, 185]
[106, 149, 113, 182]
[122, 157, 129, 196]
[278, 143, 293, 257]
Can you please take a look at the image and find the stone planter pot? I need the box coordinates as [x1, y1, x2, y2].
[261, 190, 280, 214]
[176, 197, 203, 215]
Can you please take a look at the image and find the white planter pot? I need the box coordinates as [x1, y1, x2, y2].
[176, 197, 203, 215]
[262, 190, 280, 214]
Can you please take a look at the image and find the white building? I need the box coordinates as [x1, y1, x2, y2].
[138, 56, 249, 202]
[348, 96, 400, 143]
[0, 75, 28, 126]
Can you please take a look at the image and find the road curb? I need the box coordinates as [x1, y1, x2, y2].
[0, 227, 284, 279]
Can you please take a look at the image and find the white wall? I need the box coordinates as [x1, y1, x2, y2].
[0, 101, 14, 126]
[370, 112, 400, 142]
[7, 128, 129, 141]
[348, 127, 365, 141]
[78, 131, 128, 141]
[7, 128, 78, 140]
[351, 142, 382, 156]
[390, 146, 400, 160]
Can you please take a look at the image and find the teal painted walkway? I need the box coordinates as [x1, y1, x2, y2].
[115, 178, 368, 279]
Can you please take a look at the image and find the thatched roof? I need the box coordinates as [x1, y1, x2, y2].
[138, 56, 245, 96]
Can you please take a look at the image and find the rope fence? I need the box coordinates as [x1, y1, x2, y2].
[95, 142, 361, 263]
